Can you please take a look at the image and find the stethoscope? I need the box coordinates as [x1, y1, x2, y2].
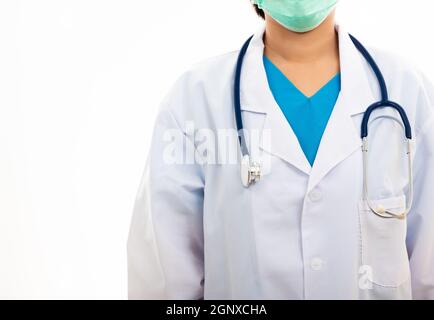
[235, 34, 414, 220]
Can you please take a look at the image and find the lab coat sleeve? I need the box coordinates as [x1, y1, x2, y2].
[127, 100, 205, 300]
[406, 74, 434, 300]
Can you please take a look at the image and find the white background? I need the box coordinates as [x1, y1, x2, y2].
[0, 0, 433, 300]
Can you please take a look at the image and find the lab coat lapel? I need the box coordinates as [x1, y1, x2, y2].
[307, 26, 377, 193]
[240, 27, 312, 175]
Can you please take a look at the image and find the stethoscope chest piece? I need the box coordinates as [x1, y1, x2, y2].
[241, 155, 261, 188]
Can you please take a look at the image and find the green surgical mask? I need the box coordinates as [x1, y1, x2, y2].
[252, 0, 338, 33]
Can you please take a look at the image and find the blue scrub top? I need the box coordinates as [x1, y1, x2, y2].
[263, 56, 341, 166]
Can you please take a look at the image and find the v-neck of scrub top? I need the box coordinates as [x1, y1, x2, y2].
[263, 56, 341, 167]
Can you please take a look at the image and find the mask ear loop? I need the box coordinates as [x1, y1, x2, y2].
[362, 101, 414, 220]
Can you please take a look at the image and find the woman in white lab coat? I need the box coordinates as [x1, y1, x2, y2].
[128, 1, 434, 300]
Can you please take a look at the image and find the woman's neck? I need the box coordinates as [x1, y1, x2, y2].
[262, 12, 340, 98]
[263, 12, 338, 64]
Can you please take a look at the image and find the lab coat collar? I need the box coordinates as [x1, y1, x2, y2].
[307, 25, 378, 192]
[336, 24, 377, 116]
[240, 26, 312, 174]
[239, 24, 376, 114]
[239, 25, 269, 114]
[239, 24, 378, 179]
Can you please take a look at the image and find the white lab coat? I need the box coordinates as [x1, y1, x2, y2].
[127, 25, 434, 300]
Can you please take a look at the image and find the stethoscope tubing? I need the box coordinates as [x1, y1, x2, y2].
[234, 32, 414, 219]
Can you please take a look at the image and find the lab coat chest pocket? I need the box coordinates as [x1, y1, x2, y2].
[358, 196, 410, 288]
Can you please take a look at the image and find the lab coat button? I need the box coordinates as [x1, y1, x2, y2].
[311, 258, 324, 271]
[309, 190, 323, 202]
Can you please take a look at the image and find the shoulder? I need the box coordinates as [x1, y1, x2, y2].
[161, 50, 239, 108]
[366, 46, 434, 136]
[168, 51, 239, 96]
[188, 51, 240, 81]
[367, 46, 423, 83]
[157, 50, 240, 128]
